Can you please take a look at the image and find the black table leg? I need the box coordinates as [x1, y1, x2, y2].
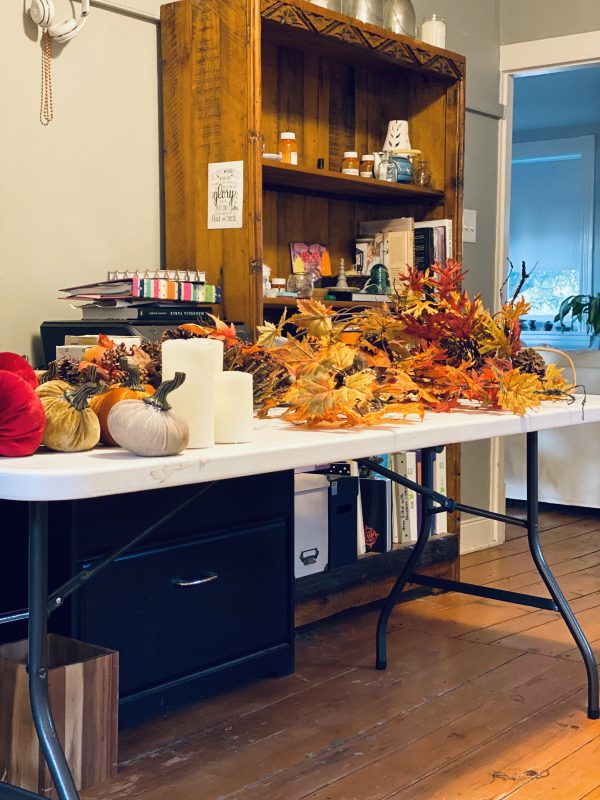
[525, 432, 600, 719]
[375, 447, 436, 670]
[28, 502, 80, 800]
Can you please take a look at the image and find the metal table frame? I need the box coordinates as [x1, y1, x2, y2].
[0, 431, 597, 800]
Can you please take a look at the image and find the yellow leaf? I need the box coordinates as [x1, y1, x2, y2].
[287, 299, 334, 339]
[284, 369, 339, 418]
[498, 369, 542, 415]
[322, 343, 357, 372]
[341, 370, 375, 406]
[542, 363, 572, 393]
[479, 316, 515, 358]
[276, 336, 321, 375]
[256, 309, 287, 348]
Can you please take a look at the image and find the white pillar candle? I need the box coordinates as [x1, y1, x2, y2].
[204, 338, 224, 372]
[214, 372, 254, 444]
[161, 339, 216, 448]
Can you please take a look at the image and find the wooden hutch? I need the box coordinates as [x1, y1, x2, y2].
[160, 0, 466, 619]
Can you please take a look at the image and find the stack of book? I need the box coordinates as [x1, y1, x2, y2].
[60, 270, 221, 321]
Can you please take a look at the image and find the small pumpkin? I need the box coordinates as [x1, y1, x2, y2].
[107, 372, 189, 457]
[0, 352, 38, 389]
[0, 371, 46, 457]
[38, 381, 107, 452]
[82, 333, 116, 365]
[90, 358, 155, 446]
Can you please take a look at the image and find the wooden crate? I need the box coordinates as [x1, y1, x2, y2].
[0, 634, 118, 798]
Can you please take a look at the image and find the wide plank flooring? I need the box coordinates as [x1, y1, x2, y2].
[82, 505, 600, 800]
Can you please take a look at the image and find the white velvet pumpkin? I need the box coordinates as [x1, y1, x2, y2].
[107, 372, 189, 456]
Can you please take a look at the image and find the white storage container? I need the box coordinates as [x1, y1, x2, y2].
[294, 473, 329, 577]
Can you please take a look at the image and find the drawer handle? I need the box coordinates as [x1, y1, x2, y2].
[172, 572, 218, 587]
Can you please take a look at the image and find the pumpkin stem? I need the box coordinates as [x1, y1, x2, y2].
[118, 357, 144, 391]
[144, 372, 186, 411]
[40, 361, 58, 384]
[83, 364, 98, 383]
[65, 381, 108, 411]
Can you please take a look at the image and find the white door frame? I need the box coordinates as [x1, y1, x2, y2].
[489, 30, 600, 543]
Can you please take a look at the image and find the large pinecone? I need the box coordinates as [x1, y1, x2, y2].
[441, 336, 482, 366]
[159, 327, 202, 342]
[513, 348, 546, 378]
[55, 357, 85, 385]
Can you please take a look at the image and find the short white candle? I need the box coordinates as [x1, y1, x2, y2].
[421, 14, 446, 48]
[161, 339, 216, 448]
[214, 372, 254, 444]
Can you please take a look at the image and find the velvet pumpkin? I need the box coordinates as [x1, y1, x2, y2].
[89, 358, 155, 446]
[38, 382, 107, 452]
[107, 372, 189, 457]
[0, 352, 38, 390]
[0, 370, 46, 457]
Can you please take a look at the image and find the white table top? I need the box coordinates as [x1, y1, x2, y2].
[1, 397, 598, 502]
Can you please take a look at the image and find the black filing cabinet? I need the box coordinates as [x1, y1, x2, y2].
[1, 472, 295, 726]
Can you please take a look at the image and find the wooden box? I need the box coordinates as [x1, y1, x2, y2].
[0, 634, 118, 798]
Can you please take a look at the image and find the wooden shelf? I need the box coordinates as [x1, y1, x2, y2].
[262, 162, 444, 204]
[264, 296, 389, 310]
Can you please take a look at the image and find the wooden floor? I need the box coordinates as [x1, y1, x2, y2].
[83, 506, 600, 800]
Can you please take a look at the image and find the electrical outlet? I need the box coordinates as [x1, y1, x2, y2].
[462, 209, 477, 243]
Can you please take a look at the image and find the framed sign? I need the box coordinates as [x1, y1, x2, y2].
[207, 161, 244, 229]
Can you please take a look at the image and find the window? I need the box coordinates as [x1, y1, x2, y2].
[508, 136, 595, 323]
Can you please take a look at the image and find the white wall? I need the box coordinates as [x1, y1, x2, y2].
[0, 1, 162, 364]
[501, 0, 600, 44]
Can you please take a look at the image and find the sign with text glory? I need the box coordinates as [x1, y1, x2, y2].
[207, 160, 244, 229]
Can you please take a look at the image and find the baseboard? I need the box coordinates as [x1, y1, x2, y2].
[460, 516, 502, 555]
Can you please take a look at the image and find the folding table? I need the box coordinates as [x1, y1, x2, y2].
[1, 397, 599, 800]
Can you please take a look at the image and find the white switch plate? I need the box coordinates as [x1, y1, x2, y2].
[462, 208, 477, 243]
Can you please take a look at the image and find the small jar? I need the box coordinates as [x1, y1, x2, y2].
[279, 132, 298, 165]
[413, 159, 432, 187]
[359, 154, 375, 178]
[287, 272, 314, 299]
[341, 151, 360, 176]
[272, 278, 287, 295]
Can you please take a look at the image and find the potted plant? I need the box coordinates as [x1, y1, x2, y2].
[554, 293, 600, 346]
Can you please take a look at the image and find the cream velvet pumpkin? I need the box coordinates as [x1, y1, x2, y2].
[107, 372, 189, 457]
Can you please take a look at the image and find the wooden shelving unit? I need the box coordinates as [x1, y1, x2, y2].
[262, 161, 444, 203]
[160, 0, 465, 607]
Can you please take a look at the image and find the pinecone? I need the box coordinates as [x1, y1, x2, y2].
[513, 348, 546, 378]
[99, 343, 130, 383]
[159, 327, 202, 342]
[441, 336, 481, 366]
[56, 357, 84, 385]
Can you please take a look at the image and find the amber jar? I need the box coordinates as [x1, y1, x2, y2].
[341, 151, 359, 176]
[279, 132, 298, 165]
[359, 154, 375, 178]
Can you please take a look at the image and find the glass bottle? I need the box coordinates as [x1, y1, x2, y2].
[374, 152, 398, 182]
[383, 0, 416, 36]
[287, 272, 314, 298]
[413, 158, 432, 187]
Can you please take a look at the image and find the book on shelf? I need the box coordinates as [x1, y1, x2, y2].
[359, 217, 414, 290]
[80, 301, 216, 321]
[413, 219, 453, 263]
[60, 272, 209, 303]
[360, 477, 392, 554]
[434, 447, 448, 535]
[413, 227, 435, 273]
[390, 451, 419, 544]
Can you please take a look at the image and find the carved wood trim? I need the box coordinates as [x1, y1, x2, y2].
[260, 0, 465, 80]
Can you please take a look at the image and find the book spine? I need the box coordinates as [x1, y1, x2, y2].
[434, 447, 448, 535]
[132, 276, 142, 298]
[136, 308, 210, 320]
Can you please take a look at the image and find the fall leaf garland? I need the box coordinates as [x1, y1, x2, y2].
[267, 261, 575, 426]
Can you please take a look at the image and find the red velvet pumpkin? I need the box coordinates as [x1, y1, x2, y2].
[0, 352, 38, 389]
[0, 370, 46, 457]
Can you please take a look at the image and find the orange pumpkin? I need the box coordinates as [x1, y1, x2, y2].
[90, 358, 155, 445]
